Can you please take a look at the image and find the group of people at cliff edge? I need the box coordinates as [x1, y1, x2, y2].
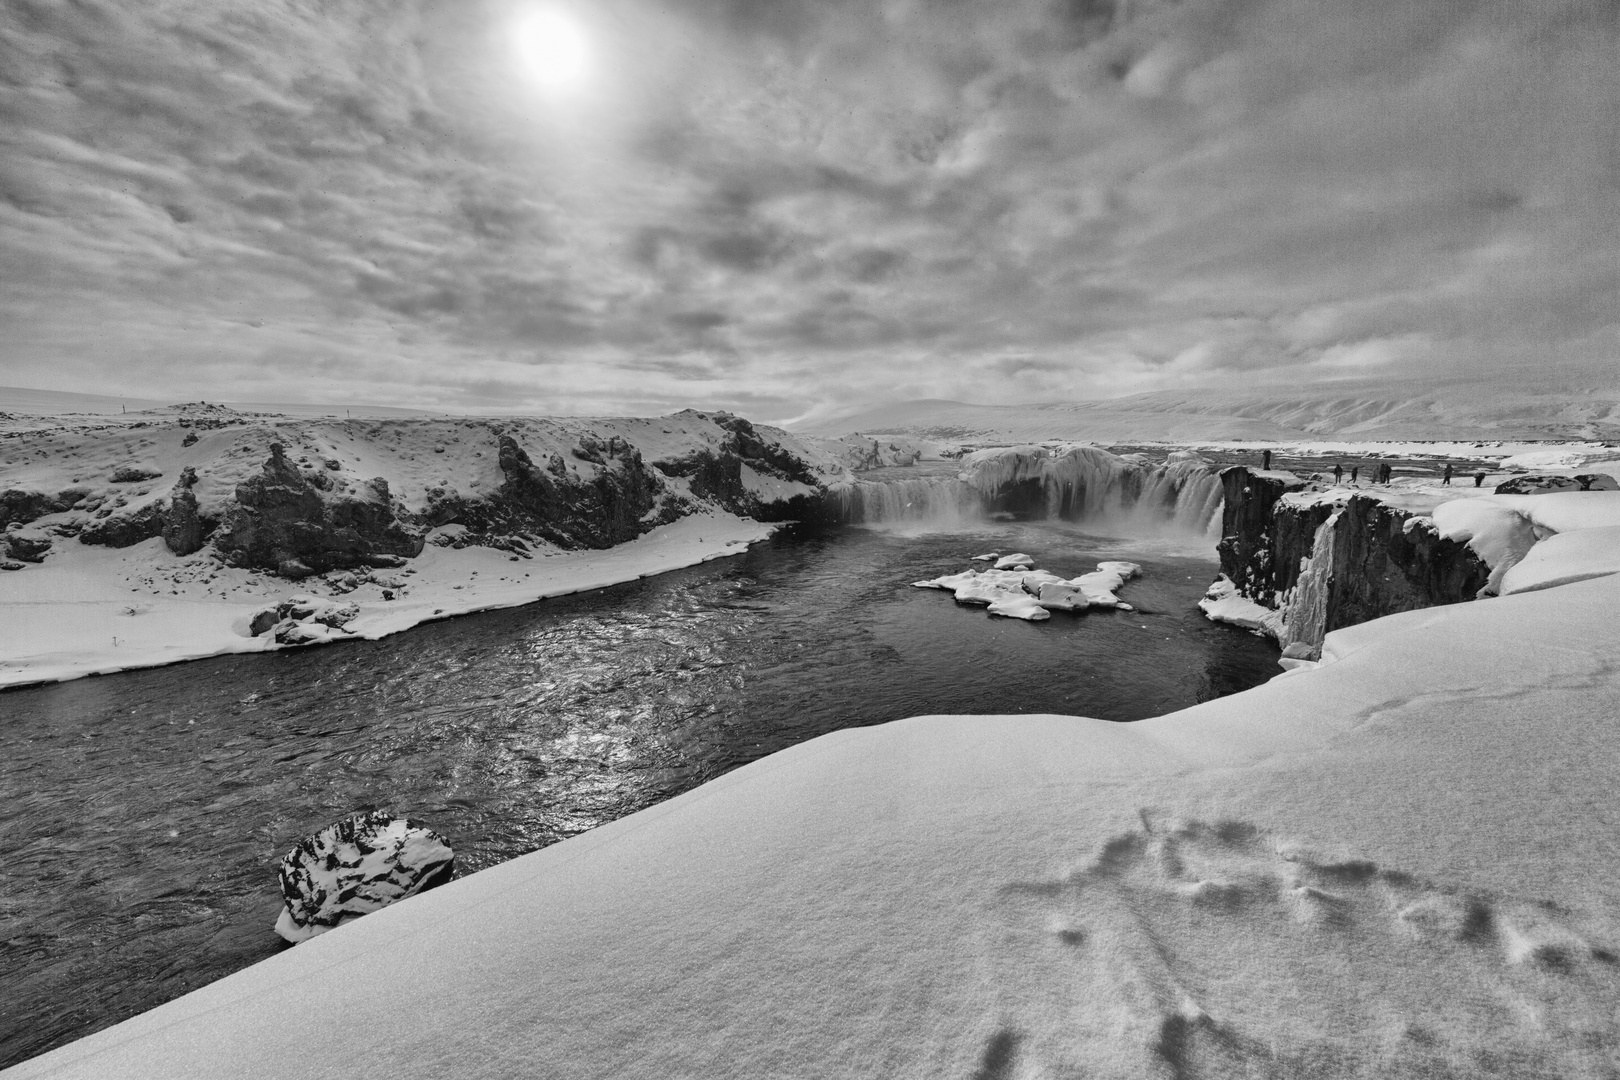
[1259, 451, 1487, 488]
[1328, 461, 1395, 485]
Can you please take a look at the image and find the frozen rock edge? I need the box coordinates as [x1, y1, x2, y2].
[275, 811, 455, 944]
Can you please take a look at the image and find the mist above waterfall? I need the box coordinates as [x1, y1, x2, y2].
[837, 445, 1225, 537]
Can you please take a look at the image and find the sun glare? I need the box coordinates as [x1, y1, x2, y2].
[512, 6, 591, 93]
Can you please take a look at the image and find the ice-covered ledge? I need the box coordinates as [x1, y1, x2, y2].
[12, 541, 1620, 1077]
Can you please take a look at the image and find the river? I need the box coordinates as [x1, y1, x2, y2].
[0, 519, 1278, 1068]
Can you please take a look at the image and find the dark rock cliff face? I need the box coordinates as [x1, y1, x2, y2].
[1326, 497, 1489, 631]
[1214, 469, 1307, 602]
[1216, 467, 1490, 643]
[653, 411, 836, 525]
[214, 444, 424, 576]
[426, 434, 667, 550]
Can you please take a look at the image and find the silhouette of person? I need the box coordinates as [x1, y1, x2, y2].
[1350, 466, 1359, 485]
[1262, 449, 1272, 470]
[1334, 463, 1343, 484]
[1474, 471, 1486, 487]
[1442, 463, 1453, 486]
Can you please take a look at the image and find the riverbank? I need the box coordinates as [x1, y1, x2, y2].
[0, 511, 775, 689]
[11, 500, 1619, 1078]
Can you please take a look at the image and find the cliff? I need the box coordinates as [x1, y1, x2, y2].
[0, 409, 848, 578]
[1212, 468, 1490, 656]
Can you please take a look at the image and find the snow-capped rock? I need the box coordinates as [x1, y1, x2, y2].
[275, 811, 455, 944]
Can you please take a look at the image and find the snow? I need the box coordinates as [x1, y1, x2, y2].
[913, 558, 1141, 620]
[1197, 574, 1284, 636]
[0, 512, 775, 689]
[16, 554, 1620, 1079]
[1499, 526, 1620, 595]
[1432, 491, 1620, 594]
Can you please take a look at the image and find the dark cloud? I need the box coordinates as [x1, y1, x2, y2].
[0, 0, 1613, 418]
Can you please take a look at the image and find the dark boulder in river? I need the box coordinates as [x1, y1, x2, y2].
[275, 810, 455, 943]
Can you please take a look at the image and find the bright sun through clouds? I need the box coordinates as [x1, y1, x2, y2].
[512, 5, 591, 92]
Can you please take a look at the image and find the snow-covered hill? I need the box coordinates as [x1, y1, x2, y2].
[804, 384, 1620, 443]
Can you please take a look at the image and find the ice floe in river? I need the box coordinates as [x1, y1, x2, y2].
[913, 555, 1141, 620]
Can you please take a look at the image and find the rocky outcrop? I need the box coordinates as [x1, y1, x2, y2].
[161, 467, 206, 556]
[0, 488, 80, 529]
[79, 499, 167, 548]
[2, 525, 53, 563]
[419, 433, 672, 550]
[1213, 468, 1490, 656]
[214, 444, 423, 575]
[1494, 473, 1617, 495]
[654, 411, 834, 524]
[275, 811, 455, 943]
[248, 594, 361, 644]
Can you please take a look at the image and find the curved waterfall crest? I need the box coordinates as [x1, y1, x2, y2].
[835, 444, 1225, 534]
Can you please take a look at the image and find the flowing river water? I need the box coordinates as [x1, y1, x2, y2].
[0, 519, 1280, 1067]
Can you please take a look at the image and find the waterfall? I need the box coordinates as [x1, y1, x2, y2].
[836, 445, 1225, 535]
[1276, 510, 1341, 657]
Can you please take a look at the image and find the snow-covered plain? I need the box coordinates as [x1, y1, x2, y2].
[11, 498, 1620, 1079]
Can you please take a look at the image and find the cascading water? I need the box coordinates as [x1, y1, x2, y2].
[836, 445, 1226, 536]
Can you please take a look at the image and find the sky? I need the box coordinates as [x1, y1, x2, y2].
[0, 0, 1614, 424]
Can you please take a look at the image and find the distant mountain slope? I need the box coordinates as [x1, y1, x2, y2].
[0, 386, 433, 419]
[802, 386, 1620, 443]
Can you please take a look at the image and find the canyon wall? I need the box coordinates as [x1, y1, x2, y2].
[834, 445, 1225, 534]
[0, 409, 844, 575]
[1214, 467, 1490, 656]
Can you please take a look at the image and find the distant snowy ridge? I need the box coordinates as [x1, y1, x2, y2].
[802, 385, 1620, 442]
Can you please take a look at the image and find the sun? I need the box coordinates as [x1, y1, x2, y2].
[512, 6, 591, 93]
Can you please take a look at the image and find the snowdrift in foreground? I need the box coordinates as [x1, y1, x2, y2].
[15, 539, 1620, 1077]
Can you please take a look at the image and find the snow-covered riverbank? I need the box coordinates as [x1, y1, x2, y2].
[11, 497, 1619, 1079]
[0, 511, 775, 689]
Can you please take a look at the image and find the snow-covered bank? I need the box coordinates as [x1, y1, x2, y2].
[12, 517, 1620, 1078]
[0, 512, 774, 689]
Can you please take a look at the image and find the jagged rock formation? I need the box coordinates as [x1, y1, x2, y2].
[653, 411, 833, 524]
[275, 811, 455, 944]
[1494, 473, 1617, 495]
[0, 410, 850, 579]
[426, 432, 669, 549]
[1214, 468, 1489, 656]
[214, 443, 423, 576]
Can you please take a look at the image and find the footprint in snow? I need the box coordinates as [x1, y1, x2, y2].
[972, 818, 1620, 1080]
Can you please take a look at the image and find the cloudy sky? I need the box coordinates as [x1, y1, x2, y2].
[0, 0, 1614, 422]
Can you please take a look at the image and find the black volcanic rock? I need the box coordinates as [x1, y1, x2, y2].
[79, 500, 166, 548]
[274, 810, 454, 943]
[1215, 467, 1306, 600]
[214, 443, 423, 575]
[1214, 468, 1491, 649]
[161, 466, 206, 556]
[653, 410, 836, 524]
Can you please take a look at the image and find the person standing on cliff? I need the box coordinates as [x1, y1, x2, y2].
[1350, 465, 1359, 485]
[1474, 470, 1486, 487]
[1262, 449, 1272, 471]
[1334, 463, 1344, 484]
[1442, 463, 1453, 486]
